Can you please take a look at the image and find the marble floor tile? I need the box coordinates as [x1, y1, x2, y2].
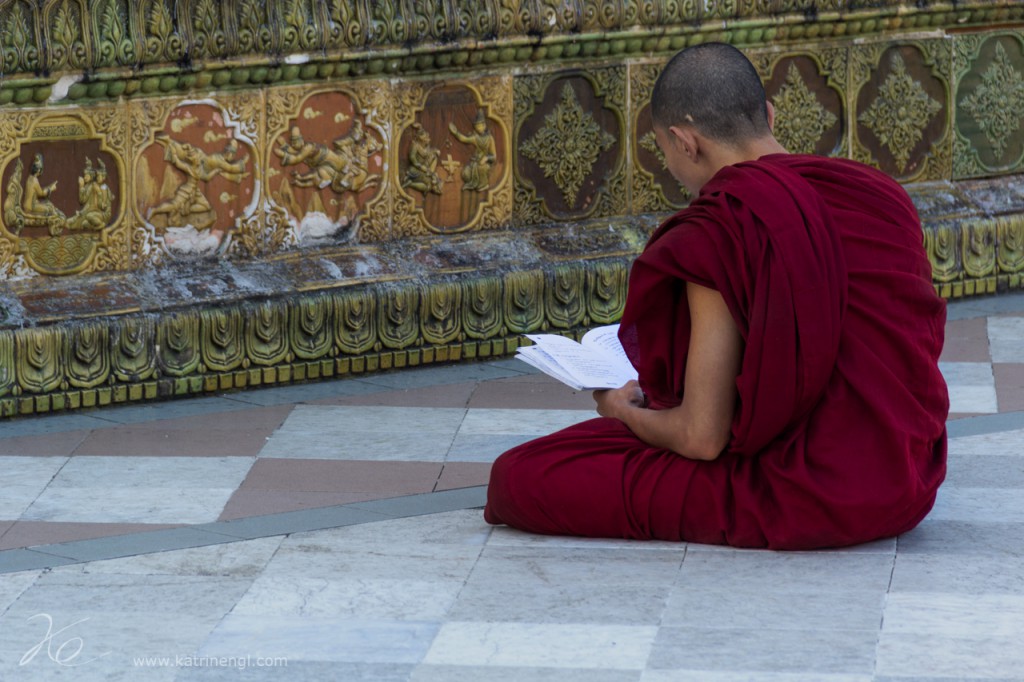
[423, 622, 657, 670]
[897, 519, 1024, 555]
[929, 487, 1024, 523]
[237, 458, 442, 495]
[435, 462, 492, 491]
[0, 569, 39, 613]
[473, 546, 684, 585]
[52, 536, 283, 577]
[23, 486, 240, 525]
[647, 626, 877, 674]
[882, 592, 1024, 639]
[939, 362, 998, 413]
[457, 408, 597, 435]
[259, 405, 466, 460]
[178, 662, 414, 682]
[20, 456, 252, 524]
[890, 552, 1024, 594]
[661, 588, 884, 631]
[940, 317, 992, 362]
[675, 550, 894, 593]
[414, 665, 642, 681]
[0, 431, 89, 456]
[994, 362, 1024, 412]
[947, 428, 1024, 455]
[485, 525, 684, 551]
[642, 674, 871, 682]
[0, 521, 180, 550]
[232, 575, 465, 620]
[0, 457, 69, 518]
[285, 508, 491, 548]
[987, 315, 1024, 363]
[197, 615, 440, 664]
[467, 376, 599, 410]
[875, 632, 1024, 678]
[217, 490, 381, 520]
[945, 454, 1024, 487]
[447, 579, 671, 625]
[317, 381, 477, 408]
[445, 433, 535, 462]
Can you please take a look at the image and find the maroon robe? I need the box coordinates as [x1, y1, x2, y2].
[484, 154, 949, 550]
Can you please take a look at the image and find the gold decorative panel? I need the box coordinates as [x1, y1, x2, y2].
[630, 60, 689, 214]
[0, 108, 129, 277]
[266, 83, 390, 247]
[391, 77, 512, 238]
[130, 94, 264, 263]
[514, 68, 627, 225]
[852, 40, 952, 183]
[954, 32, 1024, 179]
[753, 47, 847, 158]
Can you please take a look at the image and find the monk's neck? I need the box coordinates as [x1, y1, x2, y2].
[699, 136, 788, 187]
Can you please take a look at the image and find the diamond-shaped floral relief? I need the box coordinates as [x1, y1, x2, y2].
[858, 52, 942, 174]
[772, 63, 838, 155]
[959, 42, 1024, 160]
[521, 82, 616, 207]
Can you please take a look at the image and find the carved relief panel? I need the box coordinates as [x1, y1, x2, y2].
[753, 48, 847, 158]
[0, 108, 129, 277]
[954, 33, 1024, 179]
[852, 40, 952, 183]
[514, 68, 627, 225]
[0, 0, 43, 77]
[630, 61, 689, 214]
[130, 94, 263, 263]
[391, 77, 512, 238]
[266, 84, 389, 247]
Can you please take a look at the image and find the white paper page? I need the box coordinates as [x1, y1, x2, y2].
[515, 347, 587, 390]
[521, 333, 636, 389]
[579, 324, 634, 373]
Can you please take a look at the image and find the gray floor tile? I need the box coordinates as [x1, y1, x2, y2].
[37, 527, 241, 562]
[676, 550, 894, 593]
[643, 674, 871, 682]
[423, 622, 657, 669]
[947, 411, 1024, 437]
[0, 413, 118, 437]
[194, 504, 391, 540]
[945, 291, 1024, 320]
[359, 362, 527, 389]
[345, 487, 487, 518]
[54, 536, 284, 578]
[0, 548, 76, 573]
[661, 588, 884, 631]
[446, 433, 534, 461]
[198, 615, 440, 664]
[890, 552, 1024, 594]
[474, 545, 685, 584]
[875, 632, 1024, 678]
[220, 379, 388, 406]
[414, 665, 641, 681]
[882, 592, 1024, 640]
[945, 454, 1024, 487]
[178, 662, 414, 681]
[897, 520, 1024, 555]
[86, 397, 268, 425]
[0, 569, 39, 612]
[647, 626, 877, 674]
[930, 487, 1024, 523]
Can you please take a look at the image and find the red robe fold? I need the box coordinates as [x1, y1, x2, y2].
[485, 154, 949, 550]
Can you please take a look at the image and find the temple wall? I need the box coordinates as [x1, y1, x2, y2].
[0, 0, 1022, 416]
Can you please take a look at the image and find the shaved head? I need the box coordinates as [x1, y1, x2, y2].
[651, 43, 770, 144]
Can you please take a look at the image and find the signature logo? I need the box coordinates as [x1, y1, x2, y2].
[20, 613, 111, 667]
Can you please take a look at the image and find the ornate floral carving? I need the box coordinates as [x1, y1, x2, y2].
[201, 308, 245, 372]
[421, 282, 462, 345]
[858, 52, 942, 174]
[236, 0, 274, 53]
[521, 83, 616, 207]
[112, 317, 157, 382]
[291, 296, 333, 360]
[503, 270, 544, 334]
[2, 1, 41, 75]
[962, 220, 996, 278]
[925, 224, 960, 283]
[94, 0, 135, 67]
[463, 277, 503, 339]
[67, 324, 110, 389]
[47, 0, 89, 72]
[998, 215, 1024, 275]
[143, 0, 184, 62]
[335, 289, 378, 355]
[279, 0, 321, 51]
[959, 43, 1024, 159]
[772, 63, 838, 155]
[16, 328, 64, 394]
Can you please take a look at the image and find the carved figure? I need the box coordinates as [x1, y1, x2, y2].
[68, 158, 113, 232]
[149, 134, 249, 230]
[402, 123, 443, 195]
[449, 109, 496, 192]
[21, 154, 67, 236]
[275, 122, 380, 195]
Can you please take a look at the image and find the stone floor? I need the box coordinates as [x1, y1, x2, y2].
[1, 292, 1024, 680]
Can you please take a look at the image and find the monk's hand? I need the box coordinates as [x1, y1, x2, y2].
[594, 380, 646, 420]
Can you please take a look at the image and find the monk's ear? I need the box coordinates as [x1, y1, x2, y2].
[765, 101, 776, 133]
[668, 125, 699, 161]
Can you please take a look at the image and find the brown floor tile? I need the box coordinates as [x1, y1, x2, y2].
[72, 405, 294, 457]
[240, 458, 443, 495]
[468, 375, 597, 410]
[0, 521, 14, 541]
[994, 363, 1024, 412]
[0, 430, 90, 456]
[940, 317, 991, 362]
[218, 490, 382, 521]
[948, 412, 985, 420]
[312, 381, 477, 407]
[0, 521, 181, 550]
[435, 462, 492, 491]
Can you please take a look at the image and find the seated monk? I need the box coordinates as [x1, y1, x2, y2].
[484, 43, 949, 550]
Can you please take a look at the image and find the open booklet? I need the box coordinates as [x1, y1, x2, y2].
[515, 324, 638, 391]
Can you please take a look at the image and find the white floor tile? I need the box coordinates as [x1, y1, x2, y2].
[929, 487, 1024, 523]
[987, 316, 1024, 363]
[948, 428, 1024, 456]
[423, 622, 656, 669]
[457, 408, 596, 435]
[939, 362, 998, 413]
